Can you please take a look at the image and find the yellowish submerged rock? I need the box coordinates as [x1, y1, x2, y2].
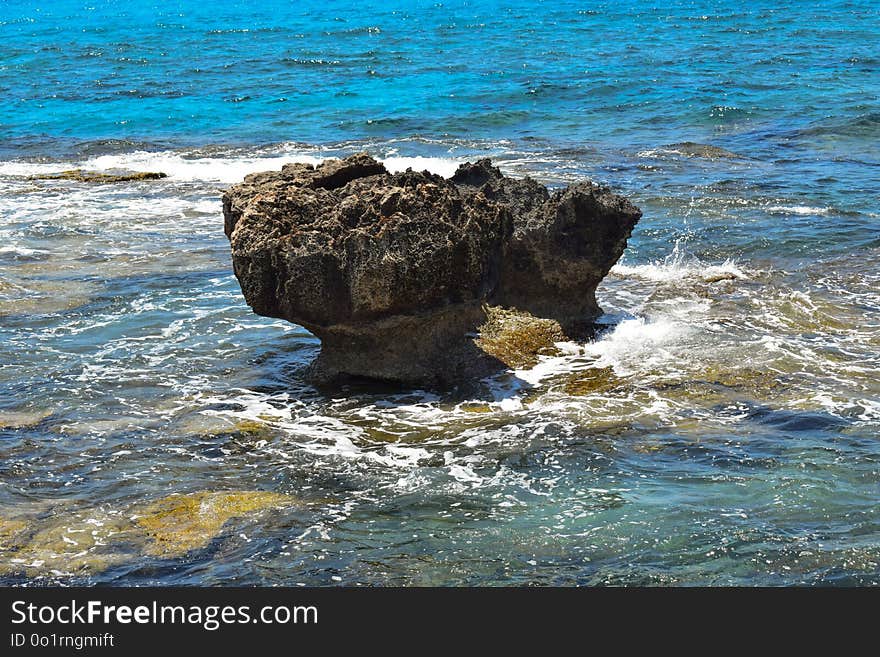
[476, 306, 565, 369]
[0, 490, 296, 576]
[135, 491, 294, 557]
[0, 410, 52, 430]
[564, 366, 623, 396]
[0, 519, 29, 550]
[0, 510, 135, 576]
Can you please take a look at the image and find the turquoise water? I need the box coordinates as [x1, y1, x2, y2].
[1, 0, 879, 585]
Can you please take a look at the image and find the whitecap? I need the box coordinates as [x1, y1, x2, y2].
[765, 205, 831, 216]
[88, 151, 325, 183]
[0, 149, 467, 184]
[582, 316, 693, 375]
[612, 258, 747, 283]
[381, 156, 464, 177]
[0, 245, 50, 258]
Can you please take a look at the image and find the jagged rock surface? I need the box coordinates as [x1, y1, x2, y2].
[223, 153, 640, 385]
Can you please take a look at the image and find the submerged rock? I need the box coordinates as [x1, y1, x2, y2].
[0, 491, 296, 576]
[0, 277, 96, 317]
[0, 510, 136, 576]
[665, 142, 743, 160]
[0, 410, 52, 430]
[702, 272, 740, 283]
[563, 366, 623, 396]
[476, 306, 565, 369]
[135, 491, 294, 557]
[29, 169, 167, 183]
[223, 153, 640, 385]
[0, 518, 28, 550]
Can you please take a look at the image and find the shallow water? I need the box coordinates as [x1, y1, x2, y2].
[1, 0, 879, 585]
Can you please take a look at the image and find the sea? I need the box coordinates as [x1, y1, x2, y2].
[1, 0, 879, 585]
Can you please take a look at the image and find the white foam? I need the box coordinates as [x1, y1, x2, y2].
[0, 160, 61, 177]
[0, 245, 48, 257]
[512, 314, 693, 387]
[635, 147, 695, 159]
[514, 355, 576, 386]
[589, 316, 684, 353]
[381, 156, 463, 178]
[612, 258, 746, 283]
[88, 151, 324, 183]
[446, 463, 486, 486]
[766, 205, 831, 216]
[585, 316, 693, 377]
[0, 150, 465, 184]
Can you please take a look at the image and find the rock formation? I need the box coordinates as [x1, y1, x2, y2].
[30, 169, 167, 183]
[223, 153, 640, 386]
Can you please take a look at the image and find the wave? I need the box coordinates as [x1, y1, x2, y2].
[513, 313, 695, 389]
[0, 146, 467, 184]
[611, 258, 747, 284]
[765, 204, 832, 216]
[0, 245, 50, 261]
[584, 316, 693, 373]
[797, 111, 880, 139]
[381, 156, 464, 178]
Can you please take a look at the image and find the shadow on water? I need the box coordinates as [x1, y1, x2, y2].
[308, 365, 536, 407]
[265, 323, 538, 408]
[744, 404, 851, 433]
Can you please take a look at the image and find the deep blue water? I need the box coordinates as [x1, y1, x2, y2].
[2, 1, 878, 155]
[0, 0, 879, 585]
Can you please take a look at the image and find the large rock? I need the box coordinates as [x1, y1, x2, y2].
[223, 154, 640, 386]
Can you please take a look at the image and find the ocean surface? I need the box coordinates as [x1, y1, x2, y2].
[1, 0, 879, 585]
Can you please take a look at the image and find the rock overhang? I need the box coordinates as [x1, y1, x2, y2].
[223, 153, 640, 386]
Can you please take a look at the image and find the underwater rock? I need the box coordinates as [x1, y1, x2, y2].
[0, 518, 28, 550]
[664, 142, 743, 160]
[0, 491, 296, 576]
[134, 491, 293, 557]
[476, 306, 565, 369]
[702, 272, 740, 283]
[458, 402, 493, 413]
[0, 277, 96, 317]
[563, 366, 623, 396]
[0, 410, 51, 430]
[225, 418, 276, 441]
[0, 510, 136, 576]
[29, 169, 167, 183]
[223, 153, 640, 385]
